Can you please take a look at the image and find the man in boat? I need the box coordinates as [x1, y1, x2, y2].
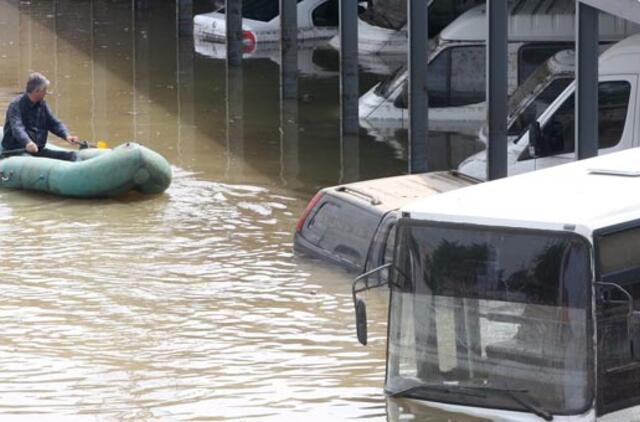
[2, 72, 79, 161]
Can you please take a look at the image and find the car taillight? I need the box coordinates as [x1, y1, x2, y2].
[296, 191, 324, 233]
[241, 30, 256, 54]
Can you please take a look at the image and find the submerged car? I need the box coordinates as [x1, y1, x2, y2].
[294, 171, 479, 273]
[194, 0, 354, 45]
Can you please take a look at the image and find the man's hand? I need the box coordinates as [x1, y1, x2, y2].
[66, 135, 79, 145]
[25, 141, 39, 154]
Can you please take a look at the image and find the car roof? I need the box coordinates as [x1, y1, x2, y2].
[440, 0, 640, 43]
[324, 171, 480, 213]
[403, 148, 640, 238]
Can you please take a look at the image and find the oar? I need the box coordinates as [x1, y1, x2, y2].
[0, 148, 26, 157]
[0, 140, 108, 158]
[73, 140, 108, 150]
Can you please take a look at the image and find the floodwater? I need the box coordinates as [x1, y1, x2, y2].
[0, 1, 484, 420]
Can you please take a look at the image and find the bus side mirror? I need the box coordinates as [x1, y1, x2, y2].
[355, 298, 368, 346]
[352, 263, 393, 346]
[528, 121, 542, 158]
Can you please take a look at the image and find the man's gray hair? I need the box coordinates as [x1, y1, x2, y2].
[25, 72, 50, 94]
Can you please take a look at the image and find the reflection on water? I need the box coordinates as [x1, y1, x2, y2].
[0, 1, 484, 420]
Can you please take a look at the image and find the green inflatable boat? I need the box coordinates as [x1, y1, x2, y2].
[0, 142, 172, 198]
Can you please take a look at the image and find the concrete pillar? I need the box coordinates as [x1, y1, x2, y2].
[339, 0, 359, 135]
[408, 0, 428, 173]
[280, 0, 298, 100]
[176, 0, 193, 37]
[576, 2, 599, 160]
[226, 0, 242, 67]
[486, 0, 508, 180]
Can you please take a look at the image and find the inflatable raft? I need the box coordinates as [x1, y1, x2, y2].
[0, 142, 172, 198]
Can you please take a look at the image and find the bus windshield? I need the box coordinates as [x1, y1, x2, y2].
[387, 222, 593, 416]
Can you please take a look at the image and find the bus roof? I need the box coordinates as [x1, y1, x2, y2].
[402, 148, 640, 237]
[440, 0, 640, 43]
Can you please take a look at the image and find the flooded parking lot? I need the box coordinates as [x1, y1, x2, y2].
[0, 1, 485, 420]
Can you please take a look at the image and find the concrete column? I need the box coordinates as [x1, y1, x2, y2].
[226, 0, 242, 67]
[576, 2, 599, 160]
[486, 0, 508, 180]
[176, 0, 193, 37]
[408, 0, 428, 173]
[280, 0, 298, 100]
[339, 0, 359, 135]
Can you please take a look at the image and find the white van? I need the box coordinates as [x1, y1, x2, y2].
[460, 33, 640, 180]
[193, 0, 350, 45]
[354, 146, 640, 421]
[360, 1, 639, 136]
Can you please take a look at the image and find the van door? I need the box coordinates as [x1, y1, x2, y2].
[511, 75, 637, 175]
[595, 224, 640, 417]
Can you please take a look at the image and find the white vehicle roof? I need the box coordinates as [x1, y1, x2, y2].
[404, 148, 640, 237]
[598, 32, 640, 74]
[441, 0, 640, 43]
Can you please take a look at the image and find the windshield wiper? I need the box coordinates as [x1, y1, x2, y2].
[460, 385, 553, 421]
[389, 383, 553, 421]
[389, 383, 487, 399]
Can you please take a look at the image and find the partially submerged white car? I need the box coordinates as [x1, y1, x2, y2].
[194, 34, 336, 77]
[194, 0, 345, 45]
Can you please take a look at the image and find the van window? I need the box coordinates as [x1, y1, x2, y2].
[596, 225, 640, 413]
[519, 81, 631, 160]
[517, 43, 573, 85]
[508, 77, 573, 137]
[312, 0, 339, 26]
[304, 199, 380, 269]
[430, 45, 486, 107]
[395, 45, 486, 109]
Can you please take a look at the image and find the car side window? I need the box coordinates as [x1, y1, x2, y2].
[519, 81, 631, 161]
[517, 43, 573, 85]
[304, 198, 380, 269]
[311, 0, 339, 26]
[508, 77, 573, 138]
[395, 45, 486, 109]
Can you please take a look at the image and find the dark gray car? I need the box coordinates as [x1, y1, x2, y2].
[294, 171, 480, 273]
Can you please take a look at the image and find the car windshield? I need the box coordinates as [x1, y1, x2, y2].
[387, 222, 593, 416]
[479, 58, 573, 140]
[218, 0, 302, 22]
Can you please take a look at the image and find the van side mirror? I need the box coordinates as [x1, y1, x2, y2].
[528, 121, 542, 158]
[355, 298, 368, 346]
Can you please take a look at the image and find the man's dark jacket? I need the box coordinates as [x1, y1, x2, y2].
[2, 94, 69, 150]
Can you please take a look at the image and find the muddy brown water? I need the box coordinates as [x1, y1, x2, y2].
[0, 1, 484, 420]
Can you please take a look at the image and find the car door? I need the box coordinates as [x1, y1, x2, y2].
[511, 75, 637, 175]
